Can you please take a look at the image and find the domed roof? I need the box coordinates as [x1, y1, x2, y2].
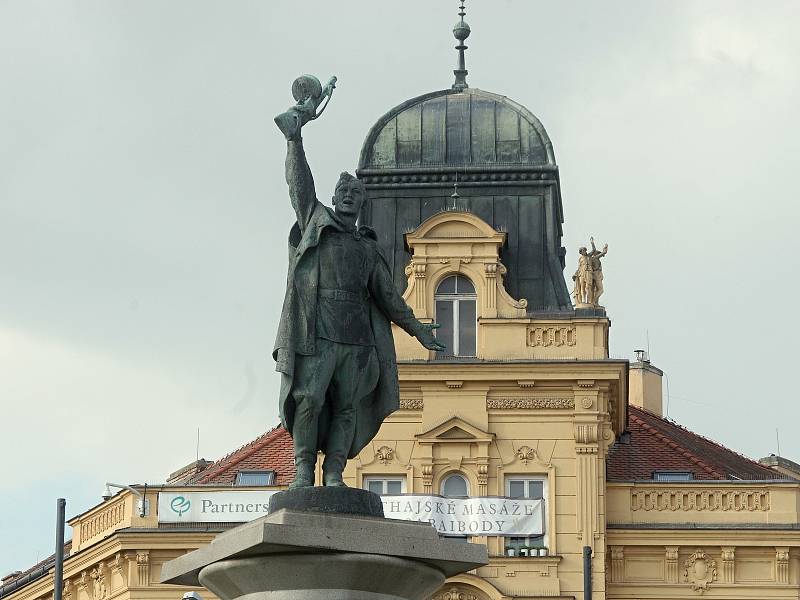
[358, 88, 555, 170]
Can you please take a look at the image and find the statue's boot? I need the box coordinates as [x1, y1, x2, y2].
[322, 400, 356, 487]
[322, 453, 347, 487]
[289, 410, 319, 489]
[289, 460, 315, 489]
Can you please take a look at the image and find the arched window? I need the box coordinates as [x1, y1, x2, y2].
[441, 473, 469, 497]
[435, 275, 476, 357]
[441, 473, 470, 541]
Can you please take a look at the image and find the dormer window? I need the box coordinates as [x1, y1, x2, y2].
[435, 275, 477, 357]
[234, 470, 275, 486]
[653, 471, 693, 482]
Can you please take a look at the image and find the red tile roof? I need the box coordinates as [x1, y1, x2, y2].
[0, 543, 71, 598]
[185, 406, 786, 487]
[188, 425, 295, 486]
[608, 405, 785, 481]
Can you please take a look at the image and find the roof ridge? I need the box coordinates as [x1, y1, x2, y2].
[629, 412, 724, 478]
[631, 406, 778, 477]
[192, 424, 287, 484]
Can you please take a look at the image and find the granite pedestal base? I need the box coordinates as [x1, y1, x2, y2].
[161, 504, 488, 600]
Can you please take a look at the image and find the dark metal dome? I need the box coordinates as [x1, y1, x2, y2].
[358, 88, 555, 170]
[355, 87, 573, 312]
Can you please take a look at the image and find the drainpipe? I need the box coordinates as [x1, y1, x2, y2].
[583, 545, 592, 600]
[54, 499, 66, 600]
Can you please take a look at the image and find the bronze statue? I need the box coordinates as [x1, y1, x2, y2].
[272, 76, 445, 489]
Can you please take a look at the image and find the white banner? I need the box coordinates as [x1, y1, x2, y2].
[381, 495, 544, 537]
[159, 491, 544, 535]
[158, 491, 279, 523]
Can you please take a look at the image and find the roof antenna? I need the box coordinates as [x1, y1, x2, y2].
[452, 0, 470, 90]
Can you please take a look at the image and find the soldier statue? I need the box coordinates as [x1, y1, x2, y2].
[272, 76, 445, 489]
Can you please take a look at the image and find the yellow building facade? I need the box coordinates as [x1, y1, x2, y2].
[4, 33, 800, 600]
[4, 206, 800, 600]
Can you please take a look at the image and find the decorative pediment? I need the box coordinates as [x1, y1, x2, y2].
[416, 415, 494, 444]
[399, 211, 527, 331]
[407, 211, 505, 244]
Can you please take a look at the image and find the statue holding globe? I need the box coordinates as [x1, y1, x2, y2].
[272, 75, 445, 489]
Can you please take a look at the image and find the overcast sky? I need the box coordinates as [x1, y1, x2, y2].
[2, 0, 799, 576]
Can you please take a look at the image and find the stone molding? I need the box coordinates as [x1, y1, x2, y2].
[527, 326, 576, 347]
[399, 398, 424, 410]
[487, 397, 574, 409]
[631, 489, 770, 512]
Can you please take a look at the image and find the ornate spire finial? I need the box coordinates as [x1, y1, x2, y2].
[452, 0, 470, 91]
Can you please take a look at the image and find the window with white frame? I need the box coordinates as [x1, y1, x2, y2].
[363, 476, 406, 495]
[505, 476, 547, 556]
[434, 275, 477, 357]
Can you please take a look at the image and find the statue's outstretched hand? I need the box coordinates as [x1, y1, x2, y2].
[415, 322, 446, 352]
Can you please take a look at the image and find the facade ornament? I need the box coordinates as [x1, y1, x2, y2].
[572, 237, 608, 307]
[109, 552, 130, 587]
[609, 546, 624, 583]
[136, 552, 150, 587]
[665, 546, 680, 584]
[574, 424, 599, 446]
[776, 547, 790, 584]
[720, 547, 735, 583]
[477, 463, 489, 496]
[90, 565, 108, 600]
[375, 446, 394, 465]
[433, 587, 479, 600]
[684, 550, 717, 593]
[487, 397, 574, 410]
[631, 489, 770, 512]
[62, 578, 75, 600]
[515, 446, 536, 465]
[399, 398, 423, 410]
[77, 572, 91, 599]
[527, 326, 576, 347]
[422, 463, 434, 494]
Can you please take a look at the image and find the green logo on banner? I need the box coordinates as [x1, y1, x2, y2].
[170, 496, 191, 516]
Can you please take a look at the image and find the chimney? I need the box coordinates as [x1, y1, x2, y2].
[629, 350, 664, 416]
[167, 459, 212, 484]
[758, 455, 800, 480]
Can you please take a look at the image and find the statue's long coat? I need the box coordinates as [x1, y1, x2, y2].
[272, 202, 404, 459]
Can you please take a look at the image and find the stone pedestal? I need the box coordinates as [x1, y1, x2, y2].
[161, 499, 487, 600]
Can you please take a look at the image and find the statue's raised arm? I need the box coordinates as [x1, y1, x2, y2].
[276, 75, 337, 231]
